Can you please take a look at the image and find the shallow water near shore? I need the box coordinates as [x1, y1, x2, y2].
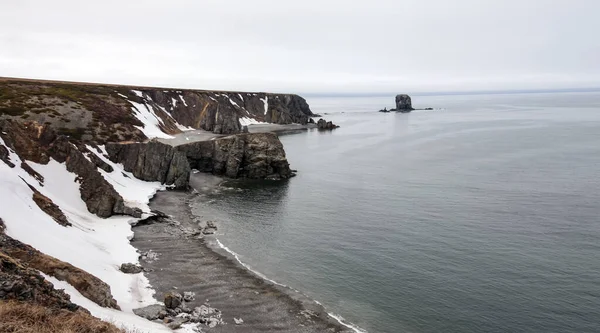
[191, 92, 600, 333]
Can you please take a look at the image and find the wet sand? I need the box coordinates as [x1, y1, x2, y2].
[131, 174, 352, 333]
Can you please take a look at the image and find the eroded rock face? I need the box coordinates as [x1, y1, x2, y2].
[105, 140, 191, 190]
[0, 230, 120, 309]
[30, 187, 70, 227]
[395, 94, 413, 111]
[177, 132, 295, 180]
[0, 251, 79, 311]
[0, 120, 140, 218]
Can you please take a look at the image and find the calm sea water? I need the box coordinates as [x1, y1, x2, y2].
[191, 92, 600, 333]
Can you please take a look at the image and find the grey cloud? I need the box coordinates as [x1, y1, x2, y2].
[0, 0, 598, 93]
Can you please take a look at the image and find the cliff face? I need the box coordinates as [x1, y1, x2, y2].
[178, 132, 295, 180]
[0, 79, 315, 138]
[105, 132, 295, 184]
[105, 141, 191, 190]
[0, 119, 141, 218]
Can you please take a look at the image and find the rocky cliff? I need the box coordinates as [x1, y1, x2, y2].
[177, 132, 295, 180]
[0, 78, 315, 138]
[105, 132, 295, 184]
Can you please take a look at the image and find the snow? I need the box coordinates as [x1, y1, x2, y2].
[237, 93, 244, 101]
[261, 96, 269, 115]
[228, 96, 240, 108]
[154, 104, 195, 132]
[87, 146, 164, 213]
[171, 97, 178, 108]
[132, 90, 144, 98]
[117, 93, 129, 99]
[42, 274, 171, 333]
[209, 96, 218, 102]
[0, 139, 167, 330]
[239, 117, 267, 126]
[179, 95, 188, 107]
[129, 100, 174, 139]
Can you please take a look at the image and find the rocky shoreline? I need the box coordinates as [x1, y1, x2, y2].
[130, 173, 356, 333]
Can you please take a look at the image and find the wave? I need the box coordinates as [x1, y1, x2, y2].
[214, 238, 367, 333]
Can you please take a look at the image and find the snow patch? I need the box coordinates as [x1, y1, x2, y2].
[239, 117, 267, 127]
[228, 96, 240, 108]
[42, 274, 171, 333]
[179, 95, 188, 107]
[87, 146, 164, 213]
[261, 96, 269, 115]
[129, 100, 174, 139]
[0, 143, 167, 327]
[132, 90, 144, 98]
[171, 97, 178, 108]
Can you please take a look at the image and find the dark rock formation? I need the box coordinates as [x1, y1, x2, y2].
[177, 132, 295, 180]
[0, 143, 14, 167]
[316, 118, 340, 130]
[105, 140, 190, 190]
[164, 292, 183, 309]
[0, 251, 79, 311]
[120, 263, 143, 274]
[133, 304, 166, 320]
[49, 136, 141, 218]
[30, 187, 70, 227]
[0, 120, 141, 218]
[0, 223, 119, 309]
[395, 94, 414, 112]
[134, 292, 224, 331]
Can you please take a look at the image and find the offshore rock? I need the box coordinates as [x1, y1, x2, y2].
[395, 94, 414, 111]
[316, 118, 340, 130]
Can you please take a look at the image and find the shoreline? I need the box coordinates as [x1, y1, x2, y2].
[131, 173, 362, 332]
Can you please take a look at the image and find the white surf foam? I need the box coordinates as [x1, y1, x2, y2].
[214, 238, 366, 333]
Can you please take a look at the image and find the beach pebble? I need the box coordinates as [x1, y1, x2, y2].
[234, 317, 244, 325]
[184, 291, 196, 302]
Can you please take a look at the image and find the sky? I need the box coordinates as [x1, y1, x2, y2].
[1, 0, 599, 94]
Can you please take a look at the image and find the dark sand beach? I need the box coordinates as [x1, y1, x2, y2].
[131, 174, 353, 333]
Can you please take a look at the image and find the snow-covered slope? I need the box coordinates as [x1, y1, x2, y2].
[0, 137, 169, 332]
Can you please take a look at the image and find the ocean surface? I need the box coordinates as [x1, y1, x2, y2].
[191, 92, 600, 333]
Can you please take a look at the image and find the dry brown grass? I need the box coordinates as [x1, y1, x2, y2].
[0, 301, 123, 333]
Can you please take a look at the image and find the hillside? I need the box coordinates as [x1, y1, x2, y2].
[0, 78, 315, 332]
[0, 77, 314, 140]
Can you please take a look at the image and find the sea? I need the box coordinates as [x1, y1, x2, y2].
[190, 91, 600, 333]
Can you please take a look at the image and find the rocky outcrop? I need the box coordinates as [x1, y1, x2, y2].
[0, 228, 120, 309]
[316, 118, 340, 130]
[1, 79, 315, 138]
[395, 94, 413, 112]
[0, 120, 141, 218]
[105, 140, 190, 190]
[177, 132, 295, 180]
[107, 133, 294, 182]
[0, 251, 79, 311]
[30, 187, 70, 227]
[134, 292, 224, 330]
[120, 263, 143, 274]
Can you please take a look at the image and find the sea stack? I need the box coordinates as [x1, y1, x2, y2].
[395, 94, 414, 112]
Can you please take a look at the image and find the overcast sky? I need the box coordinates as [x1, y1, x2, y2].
[1, 0, 599, 94]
